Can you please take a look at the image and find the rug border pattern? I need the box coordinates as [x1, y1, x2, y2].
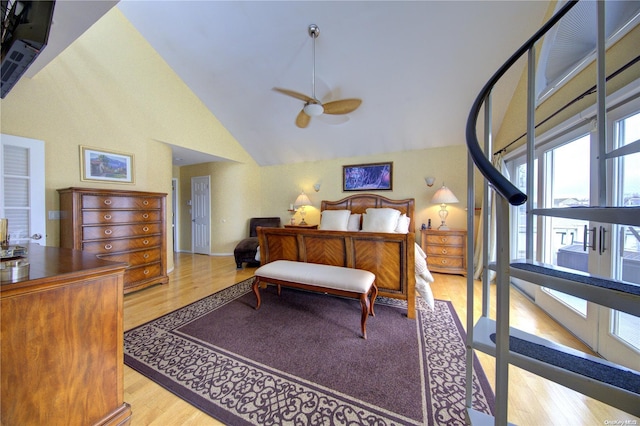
[124, 278, 494, 425]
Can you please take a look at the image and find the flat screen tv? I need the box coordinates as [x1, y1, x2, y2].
[1, 1, 55, 98]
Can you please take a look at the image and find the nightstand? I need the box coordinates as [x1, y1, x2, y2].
[421, 229, 467, 276]
[284, 224, 318, 229]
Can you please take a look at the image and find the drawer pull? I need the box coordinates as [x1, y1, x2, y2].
[143, 253, 149, 259]
[143, 213, 149, 219]
[104, 244, 113, 250]
[104, 199, 112, 205]
[143, 200, 149, 206]
[142, 226, 150, 232]
[143, 269, 150, 275]
[441, 259, 448, 264]
[104, 229, 112, 235]
[104, 214, 112, 220]
[143, 240, 149, 245]
[441, 237, 448, 243]
[442, 249, 448, 254]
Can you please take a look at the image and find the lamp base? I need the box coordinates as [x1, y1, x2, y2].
[299, 218, 308, 225]
[438, 224, 450, 230]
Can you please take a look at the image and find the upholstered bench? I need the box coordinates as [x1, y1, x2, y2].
[253, 260, 377, 339]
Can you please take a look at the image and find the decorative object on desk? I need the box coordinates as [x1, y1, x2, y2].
[294, 191, 312, 225]
[0, 259, 29, 283]
[428, 218, 432, 229]
[0, 218, 8, 248]
[431, 184, 459, 230]
[80, 146, 134, 183]
[425, 177, 435, 187]
[343, 162, 393, 191]
[124, 279, 495, 425]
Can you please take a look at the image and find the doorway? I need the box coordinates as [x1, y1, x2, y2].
[191, 176, 211, 255]
[0, 134, 46, 246]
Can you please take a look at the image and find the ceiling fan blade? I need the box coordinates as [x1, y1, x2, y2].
[296, 109, 311, 128]
[322, 99, 362, 115]
[273, 87, 314, 103]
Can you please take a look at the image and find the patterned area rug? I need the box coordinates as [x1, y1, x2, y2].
[124, 278, 494, 425]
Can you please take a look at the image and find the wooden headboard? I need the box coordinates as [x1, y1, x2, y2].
[320, 194, 415, 232]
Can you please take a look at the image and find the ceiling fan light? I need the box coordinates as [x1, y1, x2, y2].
[303, 103, 324, 116]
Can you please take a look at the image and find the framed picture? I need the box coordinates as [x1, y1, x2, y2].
[80, 146, 135, 183]
[343, 162, 393, 191]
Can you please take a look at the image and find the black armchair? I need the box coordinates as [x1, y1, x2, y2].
[233, 217, 281, 269]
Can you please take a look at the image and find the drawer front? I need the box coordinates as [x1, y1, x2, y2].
[82, 210, 160, 225]
[83, 223, 161, 240]
[425, 245, 464, 257]
[82, 195, 162, 210]
[125, 262, 162, 283]
[82, 235, 162, 254]
[97, 248, 161, 266]
[427, 255, 464, 269]
[425, 234, 464, 246]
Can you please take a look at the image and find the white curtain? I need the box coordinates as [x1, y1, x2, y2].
[473, 153, 509, 282]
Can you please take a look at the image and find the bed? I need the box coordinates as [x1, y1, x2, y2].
[257, 194, 435, 319]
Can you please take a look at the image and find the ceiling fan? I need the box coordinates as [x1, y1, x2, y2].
[273, 24, 362, 128]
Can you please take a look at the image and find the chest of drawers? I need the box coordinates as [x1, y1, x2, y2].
[58, 187, 168, 293]
[420, 229, 467, 276]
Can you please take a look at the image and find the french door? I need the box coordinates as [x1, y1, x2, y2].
[0, 134, 46, 246]
[510, 101, 640, 371]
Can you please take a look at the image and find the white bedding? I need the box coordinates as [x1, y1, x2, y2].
[414, 243, 435, 309]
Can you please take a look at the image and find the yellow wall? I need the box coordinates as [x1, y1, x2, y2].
[0, 8, 256, 271]
[258, 145, 470, 248]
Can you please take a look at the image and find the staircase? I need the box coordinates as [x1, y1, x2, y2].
[464, 1, 640, 424]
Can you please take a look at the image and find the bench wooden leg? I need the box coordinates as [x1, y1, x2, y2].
[359, 293, 370, 339]
[369, 282, 378, 317]
[252, 277, 262, 310]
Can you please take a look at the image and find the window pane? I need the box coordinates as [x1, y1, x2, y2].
[542, 134, 590, 316]
[3, 145, 29, 176]
[611, 311, 640, 352]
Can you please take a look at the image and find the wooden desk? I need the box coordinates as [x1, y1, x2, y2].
[1, 245, 131, 425]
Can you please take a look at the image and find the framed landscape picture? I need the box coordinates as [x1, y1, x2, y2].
[343, 162, 393, 191]
[80, 146, 134, 183]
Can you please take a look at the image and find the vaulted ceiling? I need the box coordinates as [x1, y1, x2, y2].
[34, 1, 554, 166]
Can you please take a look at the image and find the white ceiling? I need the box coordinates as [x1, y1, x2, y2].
[36, 1, 553, 166]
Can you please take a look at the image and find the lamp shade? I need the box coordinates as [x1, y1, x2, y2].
[294, 192, 311, 207]
[431, 185, 459, 204]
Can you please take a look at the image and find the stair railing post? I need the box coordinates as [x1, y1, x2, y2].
[494, 195, 511, 425]
[483, 92, 492, 316]
[526, 46, 536, 261]
[596, 0, 607, 206]
[466, 152, 475, 412]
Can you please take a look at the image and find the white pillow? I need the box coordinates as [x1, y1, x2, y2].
[319, 210, 351, 231]
[395, 213, 410, 234]
[347, 214, 361, 231]
[361, 208, 401, 233]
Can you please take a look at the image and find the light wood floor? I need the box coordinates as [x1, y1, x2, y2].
[123, 253, 639, 425]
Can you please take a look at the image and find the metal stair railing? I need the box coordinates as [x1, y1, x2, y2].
[463, 0, 640, 424]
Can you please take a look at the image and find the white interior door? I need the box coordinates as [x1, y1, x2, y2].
[0, 134, 46, 246]
[191, 176, 210, 255]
